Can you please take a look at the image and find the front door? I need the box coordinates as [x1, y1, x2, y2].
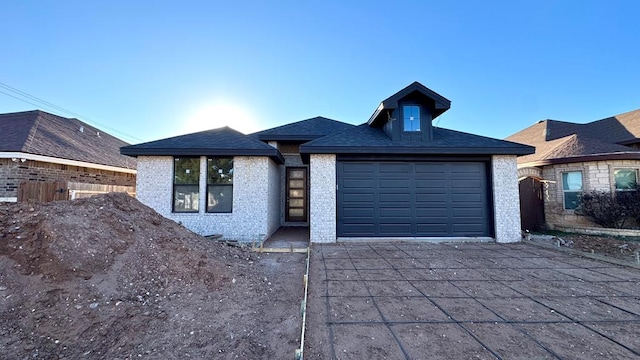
[286, 167, 307, 222]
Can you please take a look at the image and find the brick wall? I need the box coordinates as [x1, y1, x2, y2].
[543, 159, 640, 228]
[0, 158, 136, 199]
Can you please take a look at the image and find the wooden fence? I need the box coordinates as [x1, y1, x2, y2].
[17, 181, 135, 203]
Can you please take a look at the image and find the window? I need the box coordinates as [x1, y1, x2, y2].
[403, 105, 421, 132]
[173, 157, 200, 212]
[207, 157, 233, 213]
[614, 169, 637, 191]
[562, 171, 582, 210]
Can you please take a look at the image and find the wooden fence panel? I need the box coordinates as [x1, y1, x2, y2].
[18, 181, 68, 202]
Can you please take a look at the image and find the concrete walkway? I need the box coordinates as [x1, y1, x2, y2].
[304, 242, 640, 360]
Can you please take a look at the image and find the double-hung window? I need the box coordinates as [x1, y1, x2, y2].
[562, 171, 582, 210]
[614, 169, 637, 191]
[403, 105, 421, 132]
[173, 157, 200, 212]
[207, 157, 233, 213]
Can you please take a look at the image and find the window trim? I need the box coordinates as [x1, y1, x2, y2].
[561, 170, 583, 210]
[613, 168, 638, 192]
[402, 104, 421, 132]
[173, 157, 200, 213]
[206, 157, 234, 213]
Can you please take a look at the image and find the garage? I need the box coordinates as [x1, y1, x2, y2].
[337, 160, 492, 237]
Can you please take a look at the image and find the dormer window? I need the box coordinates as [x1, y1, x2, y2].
[403, 105, 421, 132]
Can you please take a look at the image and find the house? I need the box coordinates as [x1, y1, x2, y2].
[121, 82, 533, 243]
[0, 110, 137, 202]
[506, 108, 640, 231]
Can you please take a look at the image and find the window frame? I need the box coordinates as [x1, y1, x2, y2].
[206, 157, 234, 213]
[561, 170, 583, 210]
[402, 104, 421, 132]
[613, 168, 638, 192]
[173, 157, 201, 213]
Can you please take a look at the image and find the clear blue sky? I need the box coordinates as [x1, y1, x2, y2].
[1, 1, 639, 144]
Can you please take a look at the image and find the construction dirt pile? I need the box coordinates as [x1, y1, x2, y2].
[0, 193, 304, 359]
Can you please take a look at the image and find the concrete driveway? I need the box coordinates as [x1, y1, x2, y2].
[304, 242, 640, 360]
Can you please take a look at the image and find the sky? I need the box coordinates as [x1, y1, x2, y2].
[1, 1, 639, 144]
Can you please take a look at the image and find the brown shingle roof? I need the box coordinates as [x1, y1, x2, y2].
[0, 110, 136, 170]
[506, 109, 640, 165]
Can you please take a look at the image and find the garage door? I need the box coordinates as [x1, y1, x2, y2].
[337, 161, 491, 237]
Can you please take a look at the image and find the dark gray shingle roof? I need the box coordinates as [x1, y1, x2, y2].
[251, 116, 355, 141]
[0, 110, 136, 170]
[301, 124, 534, 155]
[121, 126, 285, 163]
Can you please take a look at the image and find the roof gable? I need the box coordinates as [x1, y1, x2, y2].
[251, 116, 355, 141]
[0, 110, 136, 170]
[368, 81, 451, 127]
[121, 126, 285, 163]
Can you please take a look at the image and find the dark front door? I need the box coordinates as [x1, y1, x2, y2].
[286, 167, 307, 222]
[337, 161, 491, 237]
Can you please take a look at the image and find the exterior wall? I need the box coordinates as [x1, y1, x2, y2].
[492, 155, 522, 243]
[136, 155, 279, 241]
[309, 154, 336, 243]
[0, 158, 136, 201]
[542, 159, 640, 228]
[266, 158, 281, 236]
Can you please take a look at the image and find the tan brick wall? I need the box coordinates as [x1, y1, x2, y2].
[0, 158, 136, 199]
[542, 159, 640, 228]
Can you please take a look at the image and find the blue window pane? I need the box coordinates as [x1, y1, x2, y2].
[403, 105, 420, 132]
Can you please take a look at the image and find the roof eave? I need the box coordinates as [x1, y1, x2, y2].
[519, 151, 640, 167]
[120, 147, 285, 164]
[300, 146, 534, 156]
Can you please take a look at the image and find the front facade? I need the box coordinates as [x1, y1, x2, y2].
[507, 109, 640, 230]
[0, 110, 136, 202]
[123, 82, 533, 243]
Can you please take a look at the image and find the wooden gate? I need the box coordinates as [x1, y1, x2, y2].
[17, 181, 68, 202]
[518, 177, 545, 231]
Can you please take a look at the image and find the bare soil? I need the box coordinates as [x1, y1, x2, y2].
[0, 193, 304, 359]
[533, 232, 640, 264]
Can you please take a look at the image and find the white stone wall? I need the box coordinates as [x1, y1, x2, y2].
[309, 154, 336, 243]
[135, 155, 278, 241]
[266, 158, 281, 236]
[492, 155, 522, 243]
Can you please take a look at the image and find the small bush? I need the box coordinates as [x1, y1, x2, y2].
[576, 191, 628, 228]
[617, 188, 640, 224]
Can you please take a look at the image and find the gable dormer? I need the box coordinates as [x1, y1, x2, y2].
[367, 82, 451, 142]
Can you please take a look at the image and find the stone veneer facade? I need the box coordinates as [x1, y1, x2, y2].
[309, 154, 336, 243]
[0, 158, 136, 201]
[541, 159, 640, 228]
[491, 155, 522, 243]
[135, 156, 280, 241]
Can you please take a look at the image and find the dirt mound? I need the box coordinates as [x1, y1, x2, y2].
[0, 193, 303, 359]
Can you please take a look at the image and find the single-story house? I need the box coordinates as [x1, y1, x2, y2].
[121, 82, 533, 243]
[506, 108, 640, 231]
[0, 110, 137, 202]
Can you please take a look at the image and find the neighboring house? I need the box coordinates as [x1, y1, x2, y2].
[121, 82, 533, 243]
[506, 108, 640, 231]
[0, 110, 137, 202]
